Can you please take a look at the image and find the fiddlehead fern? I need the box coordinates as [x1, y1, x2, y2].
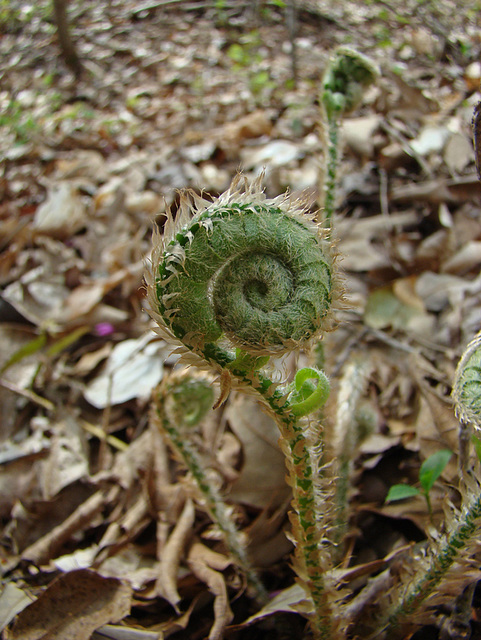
[147, 174, 344, 639]
[320, 47, 379, 225]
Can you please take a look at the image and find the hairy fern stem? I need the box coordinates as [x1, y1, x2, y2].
[155, 373, 268, 604]
[379, 487, 481, 635]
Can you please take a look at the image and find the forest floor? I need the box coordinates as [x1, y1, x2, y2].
[1, 1, 481, 639]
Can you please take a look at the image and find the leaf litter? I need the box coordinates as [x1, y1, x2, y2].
[1, 0, 481, 638]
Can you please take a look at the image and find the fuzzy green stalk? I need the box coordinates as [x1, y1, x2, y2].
[209, 351, 341, 639]
[322, 111, 341, 228]
[379, 488, 481, 635]
[374, 330, 481, 635]
[156, 373, 268, 605]
[165, 343, 339, 637]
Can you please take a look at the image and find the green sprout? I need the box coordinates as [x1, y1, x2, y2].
[386, 449, 453, 518]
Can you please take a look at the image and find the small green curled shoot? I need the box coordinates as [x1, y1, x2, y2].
[169, 376, 215, 427]
[321, 46, 379, 118]
[289, 367, 330, 417]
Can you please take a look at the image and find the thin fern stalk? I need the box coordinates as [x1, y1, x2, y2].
[320, 47, 379, 229]
[155, 401, 268, 604]
[205, 349, 342, 639]
[331, 356, 373, 562]
[322, 109, 341, 228]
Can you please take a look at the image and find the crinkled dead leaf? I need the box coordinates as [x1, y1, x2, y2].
[155, 499, 195, 611]
[0, 583, 34, 632]
[20, 488, 119, 567]
[40, 411, 89, 499]
[337, 211, 418, 271]
[97, 544, 160, 591]
[241, 583, 311, 626]
[4, 569, 132, 640]
[343, 114, 382, 157]
[187, 542, 234, 640]
[32, 182, 87, 238]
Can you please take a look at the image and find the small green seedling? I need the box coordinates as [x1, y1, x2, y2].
[386, 449, 453, 518]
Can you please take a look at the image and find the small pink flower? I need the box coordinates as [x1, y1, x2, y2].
[94, 322, 115, 337]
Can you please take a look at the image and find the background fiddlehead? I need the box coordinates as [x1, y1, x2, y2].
[154, 369, 268, 604]
[320, 47, 379, 226]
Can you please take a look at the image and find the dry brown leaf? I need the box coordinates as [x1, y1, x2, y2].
[248, 505, 292, 568]
[83, 334, 165, 409]
[240, 583, 311, 627]
[4, 569, 132, 640]
[21, 487, 119, 567]
[343, 115, 382, 157]
[441, 241, 481, 274]
[187, 542, 234, 640]
[391, 175, 481, 205]
[155, 499, 195, 611]
[40, 411, 89, 499]
[93, 624, 164, 639]
[97, 544, 160, 591]
[32, 182, 87, 238]
[214, 110, 273, 157]
[0, 583, 34, 632]
[97, 493, 151, 559]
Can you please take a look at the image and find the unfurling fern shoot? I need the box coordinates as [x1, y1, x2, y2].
[147, 174, 344, 640]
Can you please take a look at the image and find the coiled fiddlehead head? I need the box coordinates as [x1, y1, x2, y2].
[148, 174, 336, 363]
[452, 331, 481, 429]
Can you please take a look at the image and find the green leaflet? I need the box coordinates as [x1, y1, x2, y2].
[157, 202, 333, 356]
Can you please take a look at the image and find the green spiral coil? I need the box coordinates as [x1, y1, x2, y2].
[149, 176, 335, 358]
[452, 331, 481, 428]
